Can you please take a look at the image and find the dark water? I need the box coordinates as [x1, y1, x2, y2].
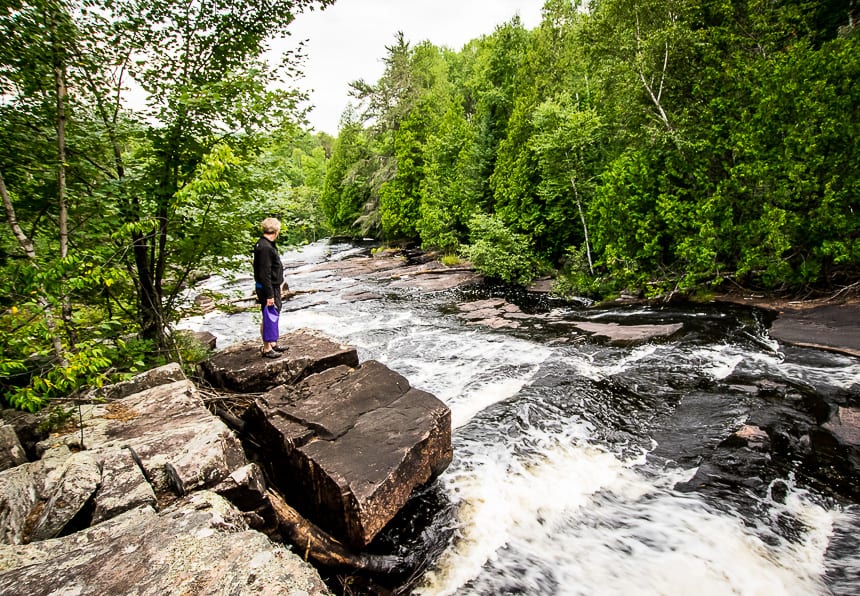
[180, 241, 860, 595]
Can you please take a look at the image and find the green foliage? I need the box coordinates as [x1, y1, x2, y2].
[0, 0, 857, 414]
[5, 341, 112, 412]
[553, 244, 606, 298]
[37, 405, 76, 434]
[0, 0, 333, 410]
[321, 119, 372, 233]
[326, 4, 859, 295]
[169, 330, 214, 378]
[440, 253, 461, 267]
[461, 213, 538, 286]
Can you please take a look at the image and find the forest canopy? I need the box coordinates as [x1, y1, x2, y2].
[323, 0, 859, 296]
[1, 0, 858, 411]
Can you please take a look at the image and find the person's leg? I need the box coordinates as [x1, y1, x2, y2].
[269, 294, 286, 352]
[260, 305, 280, 357]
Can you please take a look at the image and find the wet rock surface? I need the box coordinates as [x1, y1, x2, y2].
[662, 374, 860, 504]
[769, 303, 860, 357]
[457, 298, 531, 329]
[566, 320, 684, 344]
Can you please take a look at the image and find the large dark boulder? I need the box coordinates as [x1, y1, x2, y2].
[245, 360, 453, 548]
[198, 328, 359, 393]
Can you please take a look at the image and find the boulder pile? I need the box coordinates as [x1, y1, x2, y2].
[200, 328, 452, 549]
[0, 328, 453, 594]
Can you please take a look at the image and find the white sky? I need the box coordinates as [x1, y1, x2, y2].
[275, 0, 546, 135]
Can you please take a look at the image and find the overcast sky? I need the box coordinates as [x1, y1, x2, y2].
[276, 0, 546, 135]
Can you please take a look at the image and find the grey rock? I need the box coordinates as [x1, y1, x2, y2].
[823, 406, 860, 446]
[0, 409, 47, 461]
[570, 321, 684, 344]
[92, 362, 186, 401]
[214, 463, 269, 512]
[769, 303, 860, 358]
[91, 448, 157, 525]
[0, 425, 27, 472]
[0, 491, 330, 595]
[0, 375, 247, 545]
[0, 448, 100, 544]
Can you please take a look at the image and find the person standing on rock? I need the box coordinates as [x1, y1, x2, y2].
[253, 217, 286, 358]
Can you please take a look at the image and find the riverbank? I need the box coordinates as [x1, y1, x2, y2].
[713, 291, 860, 358]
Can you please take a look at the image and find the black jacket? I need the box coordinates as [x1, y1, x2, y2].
[253, 236, 284, 308]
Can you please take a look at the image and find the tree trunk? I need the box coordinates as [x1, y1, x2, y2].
[571, 176, 594, 275]
[266, 488, 410, 574]
[635, 13, 674, 133]
[52, 23, 77, 347]
[0, 171, 67, 366]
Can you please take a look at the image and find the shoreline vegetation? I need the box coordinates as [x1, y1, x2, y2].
[1, 1, 858, 411]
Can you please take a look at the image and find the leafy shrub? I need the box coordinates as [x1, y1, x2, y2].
[5, 342, 112, 412]
[440, 253, 460, 267]
[461, 214, 537, 286]
[553, 244, 602, 298]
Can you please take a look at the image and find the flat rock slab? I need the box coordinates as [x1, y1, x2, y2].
[570, 321, 684, 344]
[198, 327, 360, 393]
[0, 491, 329, 595]
[457, 299, 531, 329]
[769, 304, 860, 357]
[302, 255, 408, 278]
[387, 262, 483, 292]
[302, 253, 483, 293]
[246, 360, 452, 548]
[824, 407, 860, 446]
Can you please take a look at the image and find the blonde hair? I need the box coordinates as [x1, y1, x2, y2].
[261, 217, 281, 235]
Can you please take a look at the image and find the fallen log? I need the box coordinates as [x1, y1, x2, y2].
[267, 488, 411, 575]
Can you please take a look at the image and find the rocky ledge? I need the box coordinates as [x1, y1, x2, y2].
[0, 328, 452, 594]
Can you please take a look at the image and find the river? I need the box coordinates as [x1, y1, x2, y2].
[179, 240, 860, 595]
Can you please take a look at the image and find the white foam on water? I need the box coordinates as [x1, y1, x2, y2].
[448, 372, 539, 429]
[601, 343, 661, 376]
[417, 427, 838, 596]
[692, 345, 748, 380]
[775, 357, 860, 390]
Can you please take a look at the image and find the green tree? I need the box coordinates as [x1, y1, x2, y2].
[100, 0, 333, 343]
[0, 0, 334, 410]
[321, 112, 376, 235]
